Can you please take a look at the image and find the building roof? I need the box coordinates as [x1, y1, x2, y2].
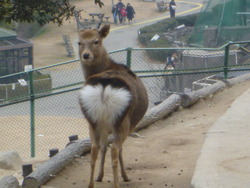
[0, 27, 32, 51]
[0, 27, 17, 39]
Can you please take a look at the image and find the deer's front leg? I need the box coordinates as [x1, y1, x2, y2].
[88, 144, 99, 188]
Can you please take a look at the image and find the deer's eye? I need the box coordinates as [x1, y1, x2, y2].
[78, 42, 81, 46]
[94, 40, 99, 45]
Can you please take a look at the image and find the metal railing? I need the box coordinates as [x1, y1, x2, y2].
[1, 41, 250, 158]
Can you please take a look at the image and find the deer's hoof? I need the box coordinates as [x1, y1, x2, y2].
[88, 184, 94, 188]
[123, 177, 131, 182]
[96, 177, 103, 182]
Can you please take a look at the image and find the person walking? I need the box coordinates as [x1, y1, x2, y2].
[126, 3, 136, 24]
[116, 0, 125, 23]
[169, 0, 176, 18]
[112, 4, 119, 24]
[120, 5, 127, 24]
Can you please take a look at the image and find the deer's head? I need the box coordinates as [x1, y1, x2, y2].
[78, 25, 110, 66]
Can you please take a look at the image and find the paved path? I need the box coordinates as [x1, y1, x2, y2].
[191, 87, 250, 188]
[104, 0, 204, 51]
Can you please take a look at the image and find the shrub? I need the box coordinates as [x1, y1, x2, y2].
[137, 13, 199, 62]
[0, 72, 52, 102]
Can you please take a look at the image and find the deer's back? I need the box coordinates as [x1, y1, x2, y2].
[83, 63, 148, 131]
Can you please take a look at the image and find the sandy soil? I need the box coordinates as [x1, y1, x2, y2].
[32, 0, 164, 68]
[39, 80, 250, 188]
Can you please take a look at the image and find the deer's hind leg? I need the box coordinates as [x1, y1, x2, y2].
[119, 147, 130, 182]
[96, 139, 108, 182]
[111, 117, 130, 188]
[88, 141, 99, 188]
[88, 126, 101, 188]
[111, 141, 121, 188]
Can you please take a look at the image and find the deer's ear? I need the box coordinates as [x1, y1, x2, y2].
[99, 25, 110, 38]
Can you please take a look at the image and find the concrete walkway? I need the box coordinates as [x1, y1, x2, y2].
[191, 88, 250, 188]
[104, 0, 204, 52]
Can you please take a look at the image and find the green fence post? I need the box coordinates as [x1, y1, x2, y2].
[28, 71, 35, 157]
[126, 48, 132, 68]
[223, 44, 230, 79]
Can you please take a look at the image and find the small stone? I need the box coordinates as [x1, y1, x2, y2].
[0, 151, 22, 170]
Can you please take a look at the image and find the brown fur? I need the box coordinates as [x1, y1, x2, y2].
[78, 25, 148, 188]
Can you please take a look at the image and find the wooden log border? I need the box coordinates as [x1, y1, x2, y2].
[22, 73, 250, 188]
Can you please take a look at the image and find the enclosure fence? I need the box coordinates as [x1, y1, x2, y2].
[1, 41, 250, 159]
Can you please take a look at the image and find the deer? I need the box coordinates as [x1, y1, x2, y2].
[78, 24, 148, 188]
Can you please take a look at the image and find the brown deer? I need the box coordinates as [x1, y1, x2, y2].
[78, 24, 148, 188]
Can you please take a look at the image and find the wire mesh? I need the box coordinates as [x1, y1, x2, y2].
[190, 0, 250, 47]
[1, 43, 250, 158]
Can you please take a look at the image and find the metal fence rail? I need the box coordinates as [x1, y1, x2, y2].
[1, 41, 250, 158]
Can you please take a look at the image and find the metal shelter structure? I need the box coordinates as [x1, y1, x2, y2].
[190, 0, 250, 47]
[0, 27, 33, 83]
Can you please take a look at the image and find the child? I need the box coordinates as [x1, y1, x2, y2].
[120, 6, 127, 24]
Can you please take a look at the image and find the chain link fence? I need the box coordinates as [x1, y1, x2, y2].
[1, 42, 250, 159]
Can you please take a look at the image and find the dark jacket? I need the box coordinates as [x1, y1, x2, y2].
[126, 6, 135, 20]
[116, 1, 125, 12]
[169, 1, 176, 11]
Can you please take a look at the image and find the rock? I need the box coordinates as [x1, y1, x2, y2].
[0, 176, 19, 188]
[0, 151, 22, 170]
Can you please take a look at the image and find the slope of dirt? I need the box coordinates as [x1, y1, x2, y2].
[42, 80, 250, 188]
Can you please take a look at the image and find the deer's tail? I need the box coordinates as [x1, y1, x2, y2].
[79, 78, 132, 126]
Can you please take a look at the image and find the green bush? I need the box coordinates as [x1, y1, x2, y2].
[0, 72, 52, 102]
[0, 21, 16, 30]
[175, 14, 199, 26]
[16, 22, 44, 38]
[138, 13, 199, 62]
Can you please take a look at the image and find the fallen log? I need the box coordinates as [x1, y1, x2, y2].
[0, 176, 19, 188]
[22, 138, 91, 188]
[181, 73, 250, 108]
[181, 81, 227, 108]
[227, 72, 250, 85]
[135, 94, 182, 131]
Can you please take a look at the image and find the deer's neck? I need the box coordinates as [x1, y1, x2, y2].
[83, 57, 112, 79]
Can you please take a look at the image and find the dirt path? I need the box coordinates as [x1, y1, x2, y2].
[42, 80, 250, 188]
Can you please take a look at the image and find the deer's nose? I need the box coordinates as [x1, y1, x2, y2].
[83, 53, 89, 60]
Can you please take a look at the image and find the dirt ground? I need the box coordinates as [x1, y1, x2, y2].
[39, 80, 250, 188]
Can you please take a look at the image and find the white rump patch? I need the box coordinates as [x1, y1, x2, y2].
[79, 84, 132, 125]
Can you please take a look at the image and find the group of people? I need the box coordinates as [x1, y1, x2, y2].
[112, 0, 135, 25]
[112, 0, 176, 25]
